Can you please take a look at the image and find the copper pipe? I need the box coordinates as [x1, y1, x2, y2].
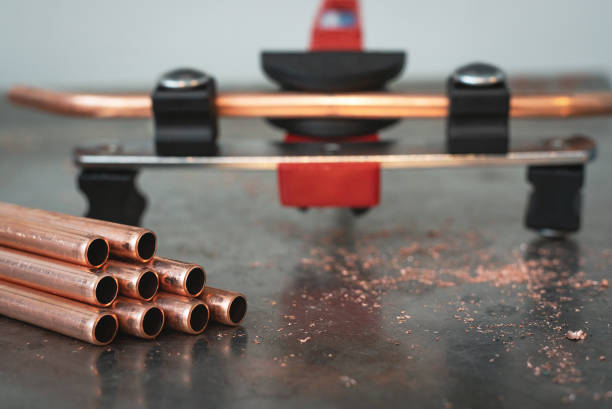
[149, 257, 206, 297]
[8, 85, 612, 119]
[111, 297, 164, 339]
[0, 218, 109, 267]
[154, 292, 209, 334]
[0, 247, 118, 307]
[200, 287, 247, 326]
[0, 202, 157, 262]
[0, 280, 118, 345]
[104, 260, 159, 301]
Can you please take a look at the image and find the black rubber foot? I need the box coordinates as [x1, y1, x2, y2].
[525, 165, 584, 236]
[78, 169, 147, 226]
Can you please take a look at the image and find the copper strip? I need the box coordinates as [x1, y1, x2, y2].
[0, 280, 118, 345]
[149, 257, 206, 297]
[111, 297, 164, 339]
[200, 287, 247, 326]
[0, 202, 156, 262]
[8, 85, 612, 118]
[154, 292, 209, 334]
[0, 218, 109, 267]
[0, 246, 118, 307]
[104, 260, 159, 301]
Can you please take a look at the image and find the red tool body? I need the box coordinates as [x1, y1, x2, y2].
[278, 0, 380, 209]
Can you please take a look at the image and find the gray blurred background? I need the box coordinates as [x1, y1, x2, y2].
[1, 0, 611, 90]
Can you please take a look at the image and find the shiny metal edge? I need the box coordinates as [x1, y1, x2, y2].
[74, 136, 595, 170]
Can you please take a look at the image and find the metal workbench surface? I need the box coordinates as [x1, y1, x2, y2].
[0, 80, 611, 409]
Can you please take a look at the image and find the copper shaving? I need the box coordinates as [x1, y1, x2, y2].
[566, 330, 587, 341]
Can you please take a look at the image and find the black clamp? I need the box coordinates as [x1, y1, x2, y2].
[152, 68, 218, 156]
[78, 168, 147, 226]
[446, 62, 510, 154]
[525, 165, 585, 237]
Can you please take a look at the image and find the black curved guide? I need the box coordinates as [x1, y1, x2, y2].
[262, 51, 406, 138]
[261, 51, 406, 92]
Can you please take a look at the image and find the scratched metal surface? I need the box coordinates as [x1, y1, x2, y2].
[0, 77, 611, 409]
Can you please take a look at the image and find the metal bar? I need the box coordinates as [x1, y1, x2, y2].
[73, 136, 596, 170]
[8, 86, 612, 119]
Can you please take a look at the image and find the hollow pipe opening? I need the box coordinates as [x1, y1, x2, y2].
[190, 304, 209, 332]
[137, 232, 156, 261]
[185, 268, 205, 296]
[142, 307, 164, 337]
[137, 270, 159, 300]
[86, 238, 110, 267]
[96, 276, 119, 306]
[94, 314, 118, 344]
[229, 296, 247, 325]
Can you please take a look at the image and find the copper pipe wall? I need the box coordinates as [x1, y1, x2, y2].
[111, 297, 164, 339]
[149, 257, 206, 297]
[200, 287, 247, 326]
[0, 218, 109, 267]
[154, 292, 209, 334]
[0, 202, 156, 262]
[0, 247, 118, 307]
[0, 280, 118, 345]
[8, 86, 612, 119]
[104, 260, 159, 301]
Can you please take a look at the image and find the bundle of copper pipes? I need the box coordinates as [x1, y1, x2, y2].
[0, 201, 247, 345]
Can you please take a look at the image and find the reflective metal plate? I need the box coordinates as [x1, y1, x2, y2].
[74, 135, 596, 170]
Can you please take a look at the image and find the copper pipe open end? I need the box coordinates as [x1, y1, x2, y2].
[112, 297, 165, 339]
[189, 303, 210, 334]
[104, 261, 159, 300]
[153, 292, 208, 334]
[92, 314, 119, 345]
[136, 231, 157, 262]
[201, 287, 247, 326]
[227, 295, 247, 325]
[137, 270, 159, 301]
[95, 276, 119, 306]
[151, 257, 206, 297]
[184, 267, 206, 297]
[85, 237, 110, 267]
[141, 307, 164, 338]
